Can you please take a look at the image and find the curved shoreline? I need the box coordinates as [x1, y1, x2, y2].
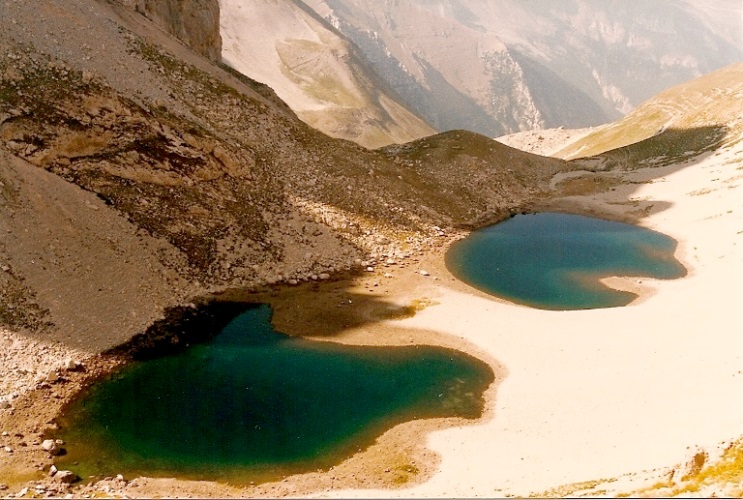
[1, 141, 741, 497]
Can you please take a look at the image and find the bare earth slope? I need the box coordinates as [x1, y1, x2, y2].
[554, 63, 743, 161]
[0, 0, 565, 342]
[220, 0, 436, 148]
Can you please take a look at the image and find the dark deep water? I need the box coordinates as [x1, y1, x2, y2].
[446, 212, 686, 310]
[56, 303, 493, 483]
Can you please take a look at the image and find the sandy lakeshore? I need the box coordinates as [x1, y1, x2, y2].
[315, 137, 743, 497]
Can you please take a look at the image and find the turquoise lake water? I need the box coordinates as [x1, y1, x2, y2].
[446, 212, 686, 310]
[57, 303, 493, 483]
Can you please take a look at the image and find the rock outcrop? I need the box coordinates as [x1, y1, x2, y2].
[116, 0, 222, 61]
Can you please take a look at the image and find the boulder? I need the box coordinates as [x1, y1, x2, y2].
[41, 439, 62, 455]
[55, 470, 78, 484]
[64, 359, 80, 371]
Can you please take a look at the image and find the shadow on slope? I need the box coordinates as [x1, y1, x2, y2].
[571, 125, 730, 171]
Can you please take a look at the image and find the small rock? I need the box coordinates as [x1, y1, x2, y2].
[366, 266, 375, 272]
[0, 399, 10, 410]
[419, 270, 431, 277]
[46, 371, 59, 383]
[64, 359, 79, 371]
[55, 470, 78, 484]
[49, 464, 58, 477]
[41, 439, 61, 455]
[81, 69, 96, 84]
[3, 446, 11, 453]
[318, 273, 330, 280]
[115, 474, 125, 482]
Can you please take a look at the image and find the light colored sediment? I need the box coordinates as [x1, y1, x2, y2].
[315, 138, 743, 498]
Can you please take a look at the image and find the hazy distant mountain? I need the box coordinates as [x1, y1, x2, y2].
[220, 0, 435, 148]
[302, 0, 743, 137]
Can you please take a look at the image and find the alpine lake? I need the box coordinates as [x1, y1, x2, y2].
[55, 303, 494, 484]
[446, 212, 686, 310]
[55, 212, 685, 484]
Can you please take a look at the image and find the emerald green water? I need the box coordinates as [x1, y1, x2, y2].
[56, 304, 492, 483]
[446, 212, 686, 310]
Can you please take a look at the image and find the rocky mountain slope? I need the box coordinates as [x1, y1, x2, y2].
[302, 0, 742, 137]
[220, 0, 435, 148]
[0, 0, 566, 351]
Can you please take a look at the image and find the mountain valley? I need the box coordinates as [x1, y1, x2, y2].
[0, 0, 741, 498]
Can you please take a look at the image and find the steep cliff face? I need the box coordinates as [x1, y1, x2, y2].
[116, 0, 222, 61]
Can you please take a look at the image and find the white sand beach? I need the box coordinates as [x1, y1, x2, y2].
[318, 136, 743, 497]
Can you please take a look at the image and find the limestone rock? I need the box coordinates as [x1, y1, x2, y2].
[55, 470, 79, 484]
[41, 439, 62, 455]
[64, 358, 80, 371]
[115, 0, 222, 61]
